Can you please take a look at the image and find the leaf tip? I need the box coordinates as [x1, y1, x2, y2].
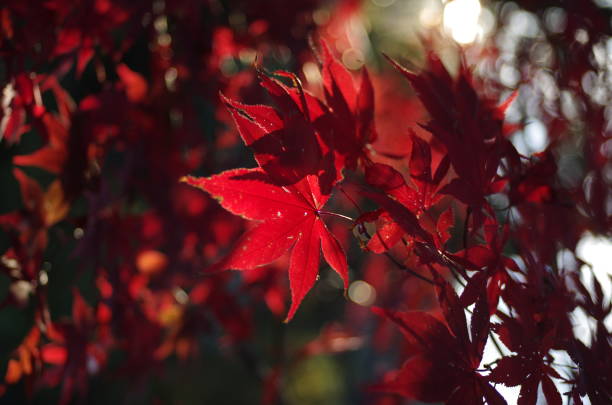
[180, 175, 202, 189]
[383, 54, 416, 77]
[498, 90, 519, 115]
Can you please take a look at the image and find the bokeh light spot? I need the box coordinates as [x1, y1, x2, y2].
[443, 0, 482, 44]
[348, 280, 376, 306]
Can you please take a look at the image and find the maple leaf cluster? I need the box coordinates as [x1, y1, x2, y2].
[0, 0, 610, 404]
[182, 37, 611, 405]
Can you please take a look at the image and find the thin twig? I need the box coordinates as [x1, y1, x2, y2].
[339, 186, 433, 284]
[338, 186, 363, 215]
[448, 264, 467, 288]
[488, 330, 505, 358]
[382, 251, 435, 284]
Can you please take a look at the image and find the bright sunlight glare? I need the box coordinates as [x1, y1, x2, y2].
[575, 234, 612, 336]
[443, 0, 482, 44]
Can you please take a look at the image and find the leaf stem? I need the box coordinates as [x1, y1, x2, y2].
[382, 252, 434, 285]
[463, 206, 472, 250]
[355, 223, 435, 284]
[318, 210, 354, 222]
[337, 187, 433, 284]
[448, 265, 467, 288]
[489, 330, 505, 358]
[338, 186, 363, 214]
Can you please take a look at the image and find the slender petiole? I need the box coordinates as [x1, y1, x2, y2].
[318, 210, 354, 222]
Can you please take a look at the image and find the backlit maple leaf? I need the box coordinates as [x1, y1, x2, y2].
[182, 168, 348, 321]
[373, 274, 506, 405]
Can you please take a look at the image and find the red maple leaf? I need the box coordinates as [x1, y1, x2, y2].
[488, 268, 575, 405]
[489, 315, 563, 405]
[182, 168, 348, 321]
[318, 39, 377, 169]
[360, 133, 449, 253]
[373, 274, 506, 405]
[220, 97, 318, 181]
[455, 219, 522, 314]
[386, 51, 517, 229]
